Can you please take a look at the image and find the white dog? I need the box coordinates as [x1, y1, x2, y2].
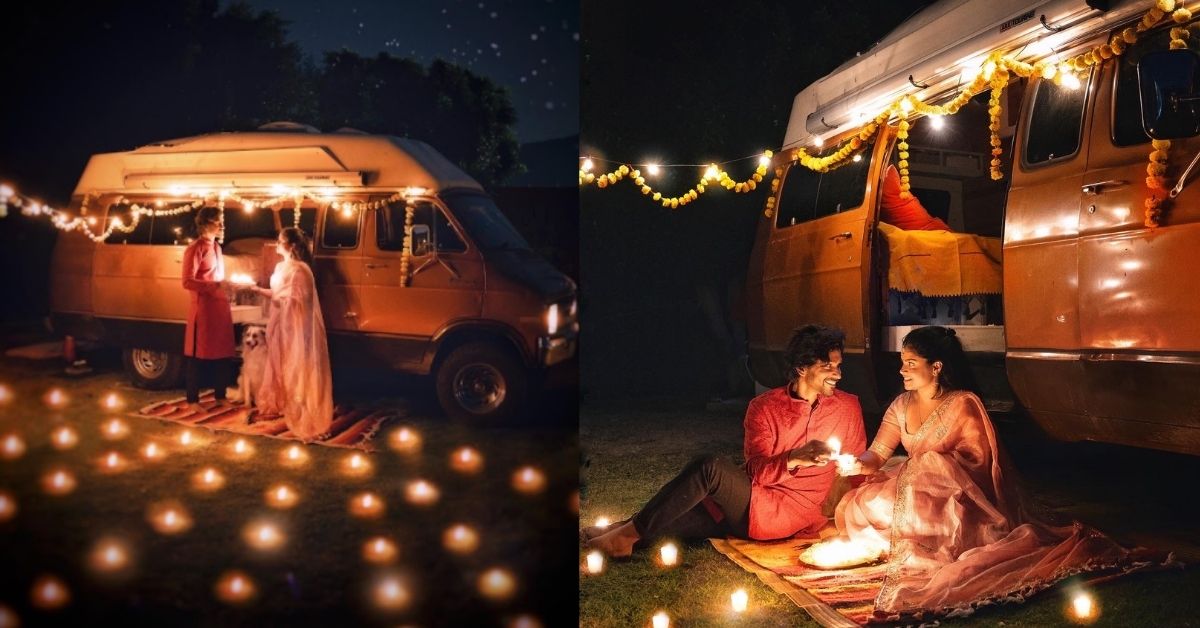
[233, 325, 267, 410]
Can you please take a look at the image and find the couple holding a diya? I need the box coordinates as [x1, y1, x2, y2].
[583, 324, 1159, 620]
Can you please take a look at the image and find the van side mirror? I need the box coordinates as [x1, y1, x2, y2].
[1139, 49, 1200, 139]
[411, 224, 431, 256]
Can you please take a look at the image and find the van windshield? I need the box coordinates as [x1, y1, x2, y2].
[441, 191, 532, 252]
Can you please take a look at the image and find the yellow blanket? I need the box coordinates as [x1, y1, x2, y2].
[878, 222, 1002, 297]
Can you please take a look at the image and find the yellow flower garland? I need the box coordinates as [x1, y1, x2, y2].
[580, 157, 772, 210]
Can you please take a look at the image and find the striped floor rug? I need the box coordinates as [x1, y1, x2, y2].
[134, 391, 399, 450]
[710, 536, 884, 627]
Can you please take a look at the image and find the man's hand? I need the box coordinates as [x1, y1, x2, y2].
[787, 440, 834, 471]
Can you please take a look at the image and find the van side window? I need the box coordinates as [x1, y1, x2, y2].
[1113, 23, 1198, 146]
[280, 208, 317, 235]
[104, 203, 152, 245]
[1024, 73, 1090, 165]
[149, 212, 193, 245]
[774, 141, 874, 228]
[223, 207, 275, 244]
[321, 204, 360, 249]
[377, 202, 466, 254]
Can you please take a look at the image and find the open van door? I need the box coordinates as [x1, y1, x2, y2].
[746, 137, 883, 407]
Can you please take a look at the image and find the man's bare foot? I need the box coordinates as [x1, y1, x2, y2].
[586, 521, 639, 558]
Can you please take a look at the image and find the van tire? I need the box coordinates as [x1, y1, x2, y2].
[435, 341, 527, 423]
[122, 348, 183, 390]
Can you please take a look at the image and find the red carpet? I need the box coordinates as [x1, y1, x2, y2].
[134, 391, 396, 450]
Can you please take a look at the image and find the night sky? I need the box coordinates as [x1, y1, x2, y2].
[243, 0, 579, 143]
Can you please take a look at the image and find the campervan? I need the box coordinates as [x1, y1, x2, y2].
[747, 0, 1200, 454]
[49, 125, 577, 422]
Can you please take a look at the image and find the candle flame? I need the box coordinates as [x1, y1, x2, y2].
[1073, 592, 1094, 618]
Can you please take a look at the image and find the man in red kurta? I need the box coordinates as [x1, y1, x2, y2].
[182, 207, 235, 410]
[585, 325, 867, 556]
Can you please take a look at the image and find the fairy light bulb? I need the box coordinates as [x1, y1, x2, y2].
[758, 153, 771, 167]
[646, 163, 661, 176]
[704, 164, 720, 180]
[814, 136, 825, 148]
[899, 96, 914, 113]
[580, 158, 594, 172]
[929, 115, 946, 130]
[1062, 72, 1082, 90]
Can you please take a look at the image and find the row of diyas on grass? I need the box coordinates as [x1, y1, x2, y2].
[581, 433, 1105, 626]
[0, 383, 550, 628]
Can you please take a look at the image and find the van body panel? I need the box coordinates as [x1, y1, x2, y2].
[47, 203, 95, 315]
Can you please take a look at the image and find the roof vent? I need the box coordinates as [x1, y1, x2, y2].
[257, 121, 322, 133]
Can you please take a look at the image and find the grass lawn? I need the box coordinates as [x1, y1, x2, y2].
[0, 349, 578, 627]
[580, 397, 1200, 627]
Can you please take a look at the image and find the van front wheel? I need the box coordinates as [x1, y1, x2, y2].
[435, 342, 527, 423]
[122, 348, 183, 390]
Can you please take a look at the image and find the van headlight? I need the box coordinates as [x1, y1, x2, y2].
[546, 303, 560, 335]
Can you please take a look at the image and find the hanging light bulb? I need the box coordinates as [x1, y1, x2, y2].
[929, 115, 945, 130]
[580, 158, 594, 173]
[646, 163, 660, 176]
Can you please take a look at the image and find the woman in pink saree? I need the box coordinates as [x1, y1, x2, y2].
[835, 325, 1158, 621]
[250, 228, 333, 441]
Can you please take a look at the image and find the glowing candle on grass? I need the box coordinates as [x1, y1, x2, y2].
[373, 575, 410, 610]
[100, 451, 127, 473]
[193, 467, 225, 491]
[342, 452, 372, 477]
[363, 536, 398, 564]
[230, 438, 254, 459]
[405, 479, 439, 506]
[142, 442, 164, 460]
[30, 575, 69, 610]
[42, 468, 76, 495]
[443, 524, 480, 554]
[585, 551, 604, 575]
[0, 604, 17, 628]
[147, 502, 192, 534]
[731, 588, 748, 613]
[512, 466, 546, 494]
[478, 568, 516, 600]
[0, 490, 16, 522]
[350, 492, 385, 518]
[179, 429, 196, 447]
[103, 392, 122, 410]
[281, 444, 309, 466]
[1071, 591, 1098, 622]
[388, 426, 421, 454]
[43, 388, 67, 409]
[215, 570, 256, 604]
[0, 384, 11, 404]
[651, 611, 670, 628]
[659, 543, 679, 567]
[266, 484, 298, 509]
[595, 516, 611, 528]
[2, 433, 26, 459]
[102, 418, 129, 440]
[51, 426, 78, 450]
[89, 539, 130, 573]
[450, 446, 483, 474]
[243, 521, 285, 551]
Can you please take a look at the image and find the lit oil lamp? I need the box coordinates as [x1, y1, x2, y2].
[651, 611, 670, 628]
[511, 466, 546, 494]
[243, 521, 285, 551]
[50, 425, 79, 450]
[659, 543, 679, 567]
[349, 492, 385, 518]
[89, 539, 130, 573]
[141, 442, 165, 461]
[477, 567, 516, 600]
[30, 574, 70, 610]
[229, 272, 256, 286]
[101, 418, 130, 440]
[265, 484, 298, 509]
[179, 429, 198, 447]
[229, 437, 254, 460]
[826, 437, 858, 475]
[0, 490, 17, 522]
[798, 537, 886, 569]
[147, 501, 192, 535]
[102, 392, 123, 411]
[594, 516, 611, 528]
[341, 452, 373, 477]
[362, 536, 398, 564]
[281, 444, 309, 466]
[450, 446, 483, 474]
[43, 388, 68, 409]
[443, 524, 480, 554]
[731, 588, 749, 613]
[214, 570, 256, 604]
[193, 467, 226, 492]
[98, 451, 128, 474]
[2, 433, 26, 460]
[41, 468, 77, 496]
[372, 574, 409, 610]
[585, 551, 604, 575]
[387, 426, 421, 454]
[405, 479, 439, 506]
[1069, 591, 1099, 624]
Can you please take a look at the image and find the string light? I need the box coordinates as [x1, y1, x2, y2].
[349, 491, 385, 518]
[478, 567, 517, 600]
[214, 570, 256, 604]
[372, 574, 410, 611]
[443, 524, 480, 554]
[101, 418, 130, 440]
[265, 484, 299, 509]
[30, 575, 70, 610]
[2, 433, 26, 460]
[512, 466, 547, 494]
[405, 479, 440, 506]
[363, 536, 399, 564]
[42, 468, 77, 495]
[193, 466, 226, 491]
[89, 539, 131, 573]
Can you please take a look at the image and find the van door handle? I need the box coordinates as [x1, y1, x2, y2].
[344, 312, 358, 318]
[829, 232, 853, 240]
[1081, 180, 1128, 195]
[365, 263, 389, 269]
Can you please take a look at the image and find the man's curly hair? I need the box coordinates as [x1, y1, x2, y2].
[784, 324, 845, 383]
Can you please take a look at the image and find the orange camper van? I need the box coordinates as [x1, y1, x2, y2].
[49, 124, 577, 422]
[747, 0, 1200, 454]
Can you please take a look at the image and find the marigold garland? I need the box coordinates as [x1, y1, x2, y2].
[581, 156, 771, 210]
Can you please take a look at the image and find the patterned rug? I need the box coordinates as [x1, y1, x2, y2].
[134, 391, 398, 450]
[710, 536, 883, 627]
